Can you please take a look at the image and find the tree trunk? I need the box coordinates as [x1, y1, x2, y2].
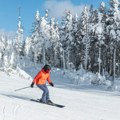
[84, 44, 88, 70]
[63, 49, 65, 70]
[113, 48, 116, 81]
[98, 47, 101, 74]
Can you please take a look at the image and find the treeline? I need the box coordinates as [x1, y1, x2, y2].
[0, 0, 120, 78]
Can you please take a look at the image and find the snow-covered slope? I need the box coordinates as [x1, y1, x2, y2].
[0, 70, 120, 120]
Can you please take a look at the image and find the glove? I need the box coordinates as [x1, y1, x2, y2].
[50, 82, 54, 87]
[30, 82, 34, 88]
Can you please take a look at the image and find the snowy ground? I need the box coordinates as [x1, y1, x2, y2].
[0, 68, 120, 120]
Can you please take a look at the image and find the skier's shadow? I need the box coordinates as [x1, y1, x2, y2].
[0, 93, 31, 101]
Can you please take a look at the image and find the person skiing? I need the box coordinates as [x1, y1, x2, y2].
[30, 64, 54, 104]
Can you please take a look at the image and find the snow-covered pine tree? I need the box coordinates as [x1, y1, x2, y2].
[59, 16, 66, 69]
[15, 7, 24, 57]
[30, 10, 42, 63]
[88, 8, 100, 72]
[24, 37, 32, 57]
[70, 13, 79, 69]
[0, 35, 7, 69]
[12, 7, 25, 69]
[92, 2, 107, 75]
[99, 2, 107, 23]
[40, 10, 51, 65]
[48, 18, 60, 66]
[53, 21, 61, 67]
[60, 10, 74, 69]
[80, 6, 90, 70]
[30, 10, 51, 65]
[106, 0, 120, 80]
[0, 30, 17, 70]
[0, 36, 5, 68]
[98, 2, 108, 74]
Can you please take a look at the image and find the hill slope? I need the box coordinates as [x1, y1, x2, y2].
[0, 70, 120, 120]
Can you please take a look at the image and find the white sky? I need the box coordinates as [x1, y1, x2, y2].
[44, 0, 86, 18]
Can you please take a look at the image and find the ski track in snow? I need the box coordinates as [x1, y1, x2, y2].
[13, 104, 22, 119]
[2, 105, 5, 120]
[0, 98, 23, 120]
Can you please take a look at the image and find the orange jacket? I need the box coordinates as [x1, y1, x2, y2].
[33, 69, 52, 85]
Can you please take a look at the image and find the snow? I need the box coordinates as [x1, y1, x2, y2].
[35, 10, 40, 21]
[0, 67, 120, 120]
[96, 25, 103, 34]
[101, 2, 105, 7]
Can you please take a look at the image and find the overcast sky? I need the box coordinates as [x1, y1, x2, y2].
[0, 0, 110, 36]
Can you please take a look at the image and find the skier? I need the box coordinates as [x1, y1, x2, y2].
[30, 64, 54, 104]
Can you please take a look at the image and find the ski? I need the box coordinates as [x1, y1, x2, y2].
[30, 99, 65, 108]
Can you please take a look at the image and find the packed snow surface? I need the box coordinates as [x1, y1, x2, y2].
[0, 68, 120, 120]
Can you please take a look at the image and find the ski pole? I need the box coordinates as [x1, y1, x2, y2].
[14, 86, 30, 91]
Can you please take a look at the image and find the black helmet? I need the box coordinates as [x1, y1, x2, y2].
[43, 64, 51, 71]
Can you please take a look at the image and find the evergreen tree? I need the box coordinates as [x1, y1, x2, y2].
[47, 18, 61, 66]
[70, 13, 79, 69]
[60, 10, 74, 69]
[30, 10, 51, 65]
[15, 8, 24, 57]
[30, 10, 42, 63]
[81, 6, 90, 70]
[107, 0, 120, 79]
